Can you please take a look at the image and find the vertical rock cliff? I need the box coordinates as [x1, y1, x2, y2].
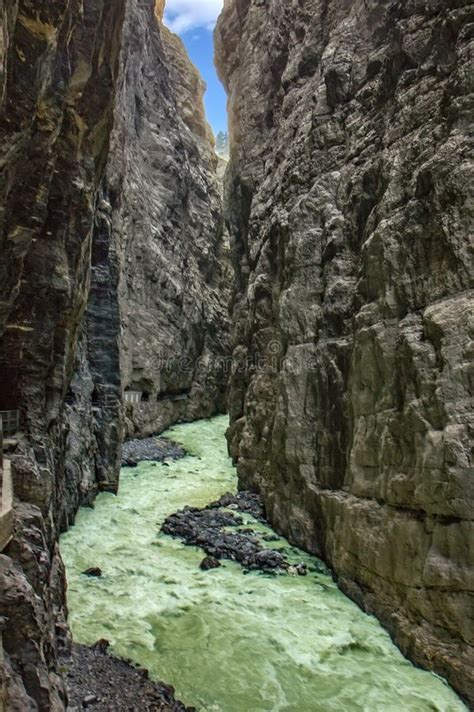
[0, 1, 229, 708]
[116, 1, 231, 439]
[216, 0, 473, 704]
[0, 2, 127, 706]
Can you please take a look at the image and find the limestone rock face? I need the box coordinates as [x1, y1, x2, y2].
[216, 0, 473, 704]
[113, 3, 231, 439]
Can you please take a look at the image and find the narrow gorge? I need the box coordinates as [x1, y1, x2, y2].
[0, 0, 472, 710]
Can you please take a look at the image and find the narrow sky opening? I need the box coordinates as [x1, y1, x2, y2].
[163, 0, 227, 137]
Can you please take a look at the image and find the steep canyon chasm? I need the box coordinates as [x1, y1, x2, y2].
[0, 0, 472, 711]
[61, 416, 466, 712]
[0, 0, 229, 707]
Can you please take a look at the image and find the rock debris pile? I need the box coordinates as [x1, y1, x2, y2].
[162, 492, 307, 575]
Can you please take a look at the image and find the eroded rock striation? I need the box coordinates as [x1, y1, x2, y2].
[216, 0, 473, 704]
[0, 1, 229, 708]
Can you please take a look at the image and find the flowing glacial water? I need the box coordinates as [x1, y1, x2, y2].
[60, 416, 466, 712]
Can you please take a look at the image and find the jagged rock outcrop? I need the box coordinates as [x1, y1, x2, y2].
[0, 0, 229, 708]
[216, 0, 473, 704]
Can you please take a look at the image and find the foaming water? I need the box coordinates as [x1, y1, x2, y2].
[60, 416, 466, 712]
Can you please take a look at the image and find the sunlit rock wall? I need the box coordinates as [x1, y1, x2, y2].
[115, 3, 231, 439]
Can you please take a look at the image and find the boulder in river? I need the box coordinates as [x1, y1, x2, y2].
[83, 567, 103, 578]
[200, 556, 221, 571]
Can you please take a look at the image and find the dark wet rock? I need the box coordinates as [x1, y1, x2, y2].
[64, 643, 193, 711]
[123, 459, 139, 468]
[0, 0, 128, 704]
[162, 492, 290, 573]
[122, 437, 186, 467]
[200, 556, 221, 571]
[82, 568, 102, 578]
[209, 492, 266, 522]
[311, 561, 332, 576]
[91, 640, 110, 654]
[255, 550, 285, 569]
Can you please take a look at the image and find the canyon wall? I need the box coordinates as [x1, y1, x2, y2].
[0, 1, 228, 708]
[116, 1, 231, 439]
[216, 0, 473, 704]
[0, 1, 127, 706]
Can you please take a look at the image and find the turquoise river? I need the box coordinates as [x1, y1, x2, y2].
[60, 416, 467, 712]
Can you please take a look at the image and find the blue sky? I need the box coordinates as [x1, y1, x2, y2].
[164, 0, 227, 136]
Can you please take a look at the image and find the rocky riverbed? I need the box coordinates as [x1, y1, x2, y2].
[64, 643, 193, 711]
[121, 436, 186, 467]
[61, 417, 467, 712]
[162, 492, 307, 575]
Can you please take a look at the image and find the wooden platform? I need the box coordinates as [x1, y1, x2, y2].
[0, 458, 13, 552]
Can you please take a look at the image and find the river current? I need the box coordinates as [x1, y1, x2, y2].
[60, 416, 466, 712]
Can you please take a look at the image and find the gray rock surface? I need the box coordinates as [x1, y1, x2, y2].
[116, 2, 231, 440]
[216, 0, 474, 704]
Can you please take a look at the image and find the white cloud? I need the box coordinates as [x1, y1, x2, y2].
[164, 0, 223, 34]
